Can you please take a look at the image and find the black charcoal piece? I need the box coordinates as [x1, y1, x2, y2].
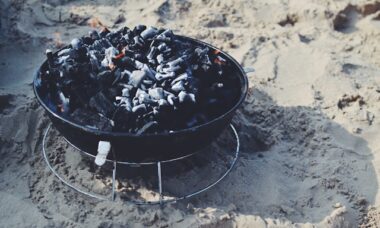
[133, 60, 145, 70]
[89, 91, 115, 116]
[136, 121, 158, 135]
[122, 87, 131, 97]
[89, 30, 100, 40]
[171, 80, 186, 93]
[157, 43, 168, 52]
[46, 49, 54, 69]
[147, 46, 158, 60]
[140, 26, 159, 40]
[143, 79, 154, 85]
[129, 70, 147, 88]
[155, 29, 173, 41]
[178, 91, 196, 104]
[70, 38, 82, 50]
[96, 70, 114, 85]
[148, 88, 164, 100]
[137, 92, 155, 104]
[102, 47, 119, 67]
[133, 25, 146, 34]
[171, 73, 188, 86]
[132, 103, 147, 115]
[99, 27, 111, 37]
[142, 65, 157, 81]
[57, 48, 71, 57]
[116, 96, 133, 112]
[155, 72, 175, 81]
[71, 108, 113, 131]
[158, 99, 169, 107]
[133, 36, 144, 47]
[58, 91, 70, 114]
[156, 54, 164, 64]
[89, 52, 99, 71]
[167, 94, 177, 106]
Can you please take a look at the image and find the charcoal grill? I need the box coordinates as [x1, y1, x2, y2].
[34, 36, 249, 204]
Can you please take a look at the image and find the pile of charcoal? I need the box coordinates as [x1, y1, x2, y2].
[38, 25, 238, 134]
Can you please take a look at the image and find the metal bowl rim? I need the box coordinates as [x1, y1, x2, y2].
[33, 35, 249, 137]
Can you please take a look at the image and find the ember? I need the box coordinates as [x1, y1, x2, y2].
[38, 25, 239, 134]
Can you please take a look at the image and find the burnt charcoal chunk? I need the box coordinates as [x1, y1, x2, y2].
[89, 91, 115, 116]
[132, 103, 147, 115]
[40, 24, 241, 135]
[96, 70, 114, 86]
[141, 27, 159, 40]
[136, 121, 158, 135]
[71, 108, 113, 131]
[129, 70, 146, 88]
[112, 108, 132, 130]
[148, 88, 164, 100]
[133, 25, 147, 34]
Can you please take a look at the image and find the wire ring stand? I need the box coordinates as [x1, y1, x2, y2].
[42, 123, 240, 205]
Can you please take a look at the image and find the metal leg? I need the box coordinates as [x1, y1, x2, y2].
[42, 123, 240, 205]
[112, 161, 116, 201]
[42, 124, 108, 200]
[157, 162, 163, 204]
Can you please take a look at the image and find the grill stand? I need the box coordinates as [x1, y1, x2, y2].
[42, 123, 240, 205]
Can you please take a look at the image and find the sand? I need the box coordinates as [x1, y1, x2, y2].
[1, 0, 380, 227]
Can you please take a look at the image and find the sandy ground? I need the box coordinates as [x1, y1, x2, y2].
[1, 0, 380, 227]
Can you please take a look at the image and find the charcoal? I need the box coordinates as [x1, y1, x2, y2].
[132, 104, 147, 115]
[129, 70, 147, 88]
[171, 73, 188, 86]
[46, 49, 54, 69]
[133, 25, 146, 34]
[70, 38, 82, 50]
[157, 43, 168, 52]
[96, 70, 114, 86]
[148, 88, 164, 100]
[89, 91, 115, 116]
[143, 79, 154, 85]
[71, 108, 113, 131]
[158, 98, 169, 108]
[133, 36, 144, 47]
[156, 54, 164, 64]
[58, 91, 70, 114]
[136, 121, 158, 135]
[171, 80, 186, 93]
[57, 48, 71, 57]
[89, 52, 99, 71]
[133, 60, 145, 70]
[147, 47, 158, 60]
[116, 96, 133, 112]
[140, 26, 159, 40]
[137, 90, 155, 104]
[178, 91, 196, 104]
[167, 94, 178, 106]
[155, 29, 173, 42]
[155, 72, 175, 81]
[121, 87, 131, 97]
[102, 47, 119, 67]
[89, 30, 100, 40]
[41, 24, 236, 134]
[142, 65, 157, 81]
[99, 27, 111, 37]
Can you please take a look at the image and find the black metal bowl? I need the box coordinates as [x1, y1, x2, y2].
[34, 36, 248, 162]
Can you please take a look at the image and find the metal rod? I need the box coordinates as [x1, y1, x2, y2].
[42, 123, 240, 205]
[112, 161, 116, 201]
[63, 136, 198, 166]
[42, 124, 108, 200]
[157, 162, 163, 204]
